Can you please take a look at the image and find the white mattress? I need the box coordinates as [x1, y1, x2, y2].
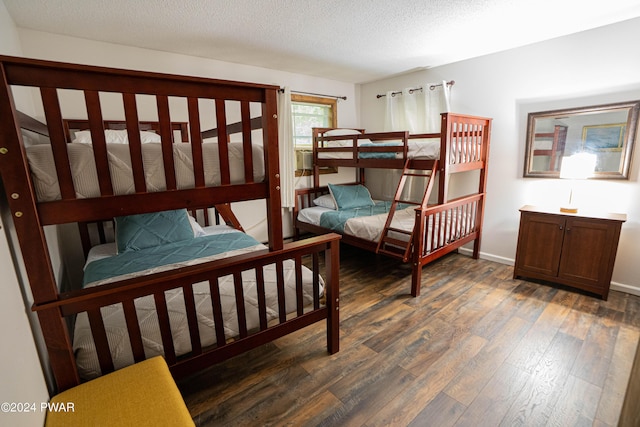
[73, 227, 322, 380]
[317, 138, 440, 160]
[298, 204, 470, 248]
[298, 205, 416, 243]
[297, 206, 332, 226]
[343, 207, 416, 242]
[26, 142, 265, 202]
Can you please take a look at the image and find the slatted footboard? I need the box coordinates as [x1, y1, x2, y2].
[34, 234, 340, 385]
[410, 193, 485, 296]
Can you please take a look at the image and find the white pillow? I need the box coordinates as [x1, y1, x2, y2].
[73, 129, 161, 144]
[313, 194, 337, 209]
[188, 215, 206, 237]
[323, 128, 362, 136]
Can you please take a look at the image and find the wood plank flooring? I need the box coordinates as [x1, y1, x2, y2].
[177, 246, 640, 426]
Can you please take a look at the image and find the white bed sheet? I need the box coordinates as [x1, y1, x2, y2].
[298, 205, 416, 243]
[27, 142, 265, 202]
[73, 226, 322, 380]
[297, 206, 332, 226]
[298, 204, 471, 247]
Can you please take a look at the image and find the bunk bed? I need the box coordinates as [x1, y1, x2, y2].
[0, 55, 340, 392]
[294, 113, 491, 297]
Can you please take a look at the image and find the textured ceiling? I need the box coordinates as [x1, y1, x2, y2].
[4, 0, 640, 83]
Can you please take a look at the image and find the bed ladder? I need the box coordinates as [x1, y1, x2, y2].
[376, 159, 438, 262]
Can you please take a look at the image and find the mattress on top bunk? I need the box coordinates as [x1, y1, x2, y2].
[26, 142, 265, 202]
[73, 223, 322, 380]
[316, 137, 440, 160]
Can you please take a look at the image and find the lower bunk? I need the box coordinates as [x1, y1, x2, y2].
[34, 208, 341, 388]
[294, 185, 484, 297]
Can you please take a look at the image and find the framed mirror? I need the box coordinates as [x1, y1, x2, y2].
[524, 100, 640, 179]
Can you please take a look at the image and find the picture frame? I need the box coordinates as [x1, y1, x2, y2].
[524, 100, 639, 179]
[582, 123, 626, 152]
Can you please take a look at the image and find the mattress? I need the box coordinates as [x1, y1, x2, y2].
[26, 142, 265, 202]
[298, 203, 470, 246]
[317, 137, 440, 160]
[299, 204, 416, 242]
[73, 227, 322, 379]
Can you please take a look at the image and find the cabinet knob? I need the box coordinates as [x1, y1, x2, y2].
[559, 225, 563, 230]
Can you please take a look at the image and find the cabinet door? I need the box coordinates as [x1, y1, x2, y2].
[515, 212, 565, 277]
[558, 217, 617, 288]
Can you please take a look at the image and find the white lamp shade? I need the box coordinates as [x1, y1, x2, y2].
[559, 152, 597, 180]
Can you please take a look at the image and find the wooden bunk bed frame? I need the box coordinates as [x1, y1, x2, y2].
[0, 55, 340, 392]
[294, 113, 491, 297]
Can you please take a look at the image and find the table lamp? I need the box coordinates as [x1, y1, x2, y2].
[559, 152, 596, 213]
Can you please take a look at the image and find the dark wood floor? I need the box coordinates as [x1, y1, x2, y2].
[177, 246, 640, 426]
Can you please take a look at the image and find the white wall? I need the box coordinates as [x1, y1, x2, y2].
[360, 18, 640, 295]
[0, 4, 50, 427]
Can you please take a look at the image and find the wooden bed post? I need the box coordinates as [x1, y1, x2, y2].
[326, 238, 340, 353]
[411, 208, 425, 297]
[438, 113, 451, 204]
[473, 118, 492, 258]
[262, 88, 283, 251]
[0, 66, 79, 390]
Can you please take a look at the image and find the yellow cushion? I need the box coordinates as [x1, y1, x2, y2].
[45, 356, 194, 427]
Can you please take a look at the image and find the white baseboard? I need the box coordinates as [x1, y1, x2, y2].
[611, 282, 640, 297]
[458, 247, 515, 266]
[457, 247, 640, 297]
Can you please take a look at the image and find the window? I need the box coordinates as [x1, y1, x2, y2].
[291, 94, 337, 148]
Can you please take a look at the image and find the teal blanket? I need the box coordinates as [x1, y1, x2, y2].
[83, 231, 261, 286]
[319, 201, 409, 233]
[358, 141, 402, 159]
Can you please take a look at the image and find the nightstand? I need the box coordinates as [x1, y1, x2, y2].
[514, 205, 626, 300]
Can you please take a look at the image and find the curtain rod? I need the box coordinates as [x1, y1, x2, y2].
[279, 88, 347, 101]
[376, 80, 455, 99]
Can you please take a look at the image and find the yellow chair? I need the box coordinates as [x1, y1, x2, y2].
[45, 356, 194, 427]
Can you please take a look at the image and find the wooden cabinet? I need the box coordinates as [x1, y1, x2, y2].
[514, 205, 626, 300]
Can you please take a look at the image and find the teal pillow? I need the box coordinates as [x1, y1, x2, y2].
[115, 209, 194, 253]
[328, 184, 375, 210]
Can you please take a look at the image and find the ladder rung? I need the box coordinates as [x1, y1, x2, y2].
[378, 246, 405, 255]
[385, 227, 411, 235]
[382, 236, 411, 247]
[378, 247, 409, 261]
[404, 172, 432, 177]
[394, 200, 419, 205]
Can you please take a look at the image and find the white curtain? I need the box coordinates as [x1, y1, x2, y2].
[384, 81, 450, 134]
[382, 81, 451, 200]
[277, 87, 295, 210]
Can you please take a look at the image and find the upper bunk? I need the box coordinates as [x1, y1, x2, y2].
[0, 54, 283, 246]
[311, 113, 492, 189]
